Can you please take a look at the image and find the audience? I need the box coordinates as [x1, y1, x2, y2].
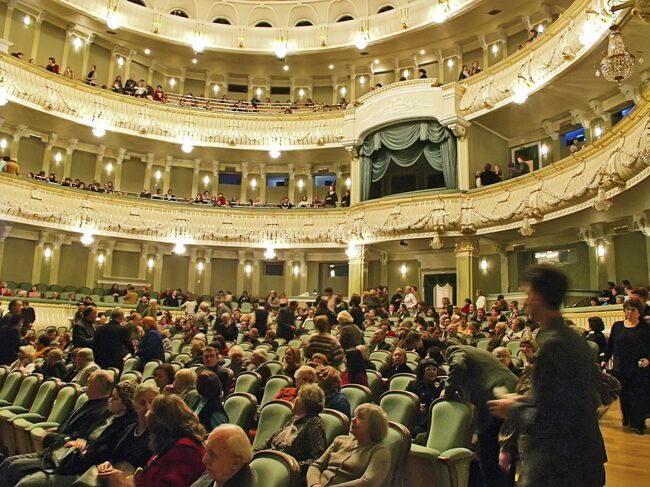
[190, 425, 253, 486]
[318, 366, 351, 418]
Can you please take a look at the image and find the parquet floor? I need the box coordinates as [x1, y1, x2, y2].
[600, 401, 650, 486]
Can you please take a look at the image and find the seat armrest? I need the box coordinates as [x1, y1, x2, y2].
[0, 406, 28, 414]
[439, 448, 474, 462]
[438, 448, 475, 487]
[410, 444, 442, 461]
[11, 413, 46, 423]
[28, 421, 60, 432]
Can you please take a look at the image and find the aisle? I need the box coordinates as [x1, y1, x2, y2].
[600, 401, 650, 486]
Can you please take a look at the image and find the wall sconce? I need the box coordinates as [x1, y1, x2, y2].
[480, 258, 488, 271]
[297, 179, 304, 190]
[97, 253, 105, 265]
[0, 139, 7, 150]
[402, 69, 410, 79]
[400, 264, 407, 275]
[197, 260, 204, 272]
[491, 43, 499, 55]
[43, 246, 52, 259]
[255, 87, 263, 97]
[298, 88, 305, 97]
[105, 162, 113, 174]
[340, 86, 347, 96]
[597, 243, 606, 257]
[72, 37, 83, 50]
[594, 126, 602, 138]
[147, 257, 154, 269]
[116, 56, 124, 67]
[330, 269, 336, 278]
[213, 84, 220, 93]
[23, 15, 31, 26]
[250, 178, 257, 189]
[154, 169, 161, 182]
[169, 78, 176, 87]
[541, 144, 548, 157]
[203, 175, 210, 186]
[264, 246, 276, 260]
[54, 152, 62, 163]
[447, 58, 455, 69]
[345, 177, 352, 188]
[244, 263, 252, 275]
[293, 264, 300, 276]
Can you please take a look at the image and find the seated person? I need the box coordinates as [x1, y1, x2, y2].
[274, 365, 317, 403]
[190, 425, 253, 486]
[152, 363, 176, 392]
[9, 345, 36, 373]
[493, 347, 520, 375]
[257, 383, 327, 477]
[164, 368, 201, 410]
[306, 404, 391, 487]
[282, 346, 302, 378]
[227, 346, 248, 377]
[317, 366, 351, 418]
[194, 370, 229, 432]
[406, 359, 445, 437]
[0, 370, 112, 486]
[341, 349, 369, 386]
[382, 348, 411, 379]
[35, 347, 65, 379]
[98, 395, 206, 487]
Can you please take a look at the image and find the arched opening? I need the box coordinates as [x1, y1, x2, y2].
[170, 9, 189, 18]
[255, 21, 273, 28]
[127, 0, 147, 6]
[213, 17, 231, 25]
[295, 20, 313, 27]
[336, 15, 354, 22]
[377, 5, 395, 14]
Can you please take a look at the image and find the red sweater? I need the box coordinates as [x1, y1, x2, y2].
[135, 438, 205, 487]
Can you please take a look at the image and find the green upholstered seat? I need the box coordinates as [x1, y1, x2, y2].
[406, 361, 418, 372]
[224, 392, 257, 431]
[239, 342, 253, 351]
[476, 338, 491, 351]
[369, 350, 391, 363]
[409, 399, 475, 487]
[92, 288, 105, 296]
[288, 339, 303, 349]
[405, 351, 420, 363]
[586, 340, 600, 360]
[370, 359, 388, 375]
[78, 287, 91, 295]
[379, 390, 420, 432]
[341, 384, 371, 413]
[18, 282, 32, 291]
[259, 375, 293, 408]
[319, 408, 350, 446]
[252, 401, 293, 450]
[1, 379, 60, 455]
[5, 281, 17, 290]
[141, 360, 161, 380]
[62, 285, 77, 292]
[30, 391, 86, 452]
[382, 422, 412, 487]
[44, 291, 55, 299]
[244, 450, 300, 487]
[119, 371, 142, 384]
[388, 373, 416, 391]
[506, 340, 521, 356]
[13, 383, 79, 454]
[234, 371, 262, 395]
[240, 302, 252, 313]
[0, 367, 7, 389]
[170, 339, 184, 355]
[180, 345, 192, 355]
[385, 336, 397, 345]
[275, 346, 287, 361]
[174, 353, 191, 364]
[0, 374, 39, 410]
[122, 357, 141, 375]
[366, 369, 385, 404]
[48, 284, 63, 292]
[263, 361, 283, 377]
[34, 284, 48, 293]
[255, 343, 274, 352]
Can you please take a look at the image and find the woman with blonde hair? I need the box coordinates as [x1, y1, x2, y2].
[282, 346, 302, 378]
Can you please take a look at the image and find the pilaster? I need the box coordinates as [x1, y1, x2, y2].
[240, 162, 249, 203]
[143, 154, 154, 191]
[62, 139, 78, 179]
[113, 148, 126, 190]
[287, 164, 295, 204]
[348, 245, 368, 297]
[0, 224, 12, 275]
[455, 239, 478, 303]
[163, 155, 172, 191]
[211, 161, 220, 197]
[30, 12, 45, 61]
[191, 160, 201, 197]
[259, 164, 267, 204]
[251, 260, 261, 297]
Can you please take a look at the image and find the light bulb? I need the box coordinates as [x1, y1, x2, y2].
[355, 32, 368, 50]
[359, 76, 366, 85]
[433, 5, 447, 23]
[597, 243, 605, 257]
[147, 257, 154, 269]
[244, 263, 252, 275]
[328, 64, 334, 70]
[480, 258, 488, 271]
[181, 141, 194, 154]
[80, 230, 94, 246]
[374, 59, 380, 65]
[345, 242, 359, 259]
[420, 49, 426, 55]
[213, 84, 219, 93]
[330, 269, 336, 278]
[340, 86, 347, 96]
[491, 44, 499, 54]
[197, 261, 204, 272]
[191, 58, 198, 64]
[594, 126, 602, 137]
[256, 87, 262, 97]
[250, 178, 257, 189]
[297, 179, 304, 189]
[264, 246, 276, 260]
[403, 69, 409, 78]
[203, 175, 210, 185]
[169, 78, 176, 87]
[447, 58, 454, 68]
[73, 37, 83, 50]
[512, 84, 529, 104]
[106, 12, 121, 30]
[345, 177, 352, 188]
[23, 15, 31, 25]
[116, 56, 124, 66]
[538, 24, 545, 33]
[579, 19, 600, 46]
[283, 65, 289, 72]
[154, 170, 161, 181]
[400, 264, 407, 275]
[0, 139, 7, 149]
[54, 152, 62, 163]
[293, 265, 300, 276]
[274, 41, 287, 59]
[269, 142, 281, 159]
[298, 88, 305, 97]
[92, 120, 106, 138]
[144, 48, 151, 55]
[173, 241, 186, 255]
[541, 144, 548, 156]
[192, 35, 206, 53]
[43, 247, 52, 259]
[97, 254, 105, 265]
[105, 162, 113, 174]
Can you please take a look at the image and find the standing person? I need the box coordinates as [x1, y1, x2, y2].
[92, 308, 135, 371]
[21, 301, 36, 331]
[137, 316, 165, 363]
[444, 344, 518, 487]
[403, 286, 418, 316]
[0, 299, 23, 365]
[323, 185, 338, 207]
[252, 300, 269, 337]
[601, 298, 649, 434]
[276, 301, 297, 342]
[489, 265, 607, 487]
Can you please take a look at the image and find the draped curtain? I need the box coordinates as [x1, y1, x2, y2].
[358, 120, 458, 200]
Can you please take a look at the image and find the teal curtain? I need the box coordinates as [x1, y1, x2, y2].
[358, 120, 457, 200]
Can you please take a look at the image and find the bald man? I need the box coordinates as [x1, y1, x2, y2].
[190, 424, 253, 487]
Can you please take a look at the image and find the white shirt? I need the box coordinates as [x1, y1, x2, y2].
[404, 292, 417, 310]
[476, 295, 486, 310]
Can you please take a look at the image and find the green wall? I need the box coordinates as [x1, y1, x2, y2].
[211, 258, 237, 294]
[112, 250, 140, 279]
[507, 30, 529, 55]
[37, 22, 64, 67]
[58, 243, 88, 286]
[121, 158, 146, 193]
[89, 43, 111, 86]
[614, 232, 648, 287]
[367, 260, 381, 288]
[9, 9, 34, 55]
[473, 253, 501, 295]
[170, 167, 192, 198]
[184, 78, 204, 96]
[162, 254, 189, 290]
[1, 237, 34, 283]
[467, 124, 510, 186]
[18, 136, 45, 174]
[387, 259, 420, 295]
[70, 150, 96, 183]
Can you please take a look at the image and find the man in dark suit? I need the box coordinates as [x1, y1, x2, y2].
[0, 299, 22, 365]
[275, 301, 297, 342]
[367, 329, 391, 353]
[137, 316, 165, 363]
[72, 305, 97, 348]
[445, 343, 518, 487]
[214, 312, 238, 342]
[92, 308, 134, 371]
[0, 370, 112, 486]
[489, 265, 607, 487]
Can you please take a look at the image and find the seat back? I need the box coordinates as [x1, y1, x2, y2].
[263, 361, 283, 377]
[246, 450, 301, 487]
[0, 371, 24, 404]
[74, 393, 89, 410]
[319, 408, 350, 446]
[240, 302, 252, 313]
[119, 371, 143, 384]
[379, 391, 419, 432]
[366, 369, 385, 403]
[275, 346, 288, 361]
[27, 379, 60, 416]
[0, 366, 7, 389]
[234, 371, 262, 395]
[405, 351, 420, 363]
[506, 340, 521, 356]
[288, 339, 303, 349]
[122, 357, 141, 374]
[341, 384, 371, 413]
[224, 392, 257, 431]
[388, 373, 416, 391]
[476, 338, 490, 351]
[170, 339, 183, 355]
[46, 384, 80, 423]
[586, 340, 599, 361]
[369, 350, 391, 363]
[252, 400, 293, 450]
[175, 353, 191, 364]
[381, 422, 412, 487]
[142, 360, 161, 379]
[10, 374, 41, 409]
[426, 399, 474, 453]
[260, 375, 293, 408]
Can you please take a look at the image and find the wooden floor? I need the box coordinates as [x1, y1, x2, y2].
[600, 401, 650, 486]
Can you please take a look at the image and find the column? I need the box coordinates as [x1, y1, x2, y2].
[101, 243, 116, 282]
[305, 165, 313, 203]
[93, 146, 106, 181]
[211, 161, 220, 196]
[152, 253, 163, 292]
[455, 127, 470, 191]
[331, 76, 338, 106]
[163, 155, 172, 191]
[259, 164, 267, 204]
[191, 161, 201, 197]
[2, 1, 15, 41]
[284, 259, 293, 296]
[335, 164, 343, 189]
[62, 139, 78, 179]
[113, 149, 125, 190]
[236, 253, 247, 296]
[178, 69, 186, 95]
[124, 49, 136, 77]
[41, 135, 57, 174]
[251, 260, 261, 297]
[287, 164, 295, 204]
[144, 154, 154, 191]
[247, 75, 254, 101]
[298, 258, 308, 296]
[31, 241, 45, 285]
[240, 162, 248, 202]
[146, 64, 155, 87]
[201, 254, 212, 296]
[30, 13, 45, 61]
[379, 252, 389, 287]
[0, 224, 12, 276]
[137, 246, 150, 280]
[187, 252, 198, 293]
[107, 47, 120, 88]
[498, 247, 510, 294]
[86, 243, 99, 288]
[48, 240, 64, 285]
[455, 239, 477, 304]
[350, 154, 361, 205]
[348, 245, 368, 297]
[203, 73, 212, 98]
[61, 27, 74, 72]
[10, 125, 26, 159]
[80, 34, 94, 79]
[349, 65, 356, 102]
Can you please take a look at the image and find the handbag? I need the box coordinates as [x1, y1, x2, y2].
[72, 466, 102, 487]
[597, 369, 622, 406]
[42, 438, 80, 475]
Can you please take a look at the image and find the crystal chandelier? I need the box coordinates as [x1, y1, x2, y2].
[596, 25, 637, 83]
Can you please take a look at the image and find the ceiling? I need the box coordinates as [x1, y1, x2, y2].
[28, 0, 571, 78]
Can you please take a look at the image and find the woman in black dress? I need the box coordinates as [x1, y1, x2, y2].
[586, 316, 608, 360]
[406, 359, 445, 436]
[602, 298, 650, 434]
